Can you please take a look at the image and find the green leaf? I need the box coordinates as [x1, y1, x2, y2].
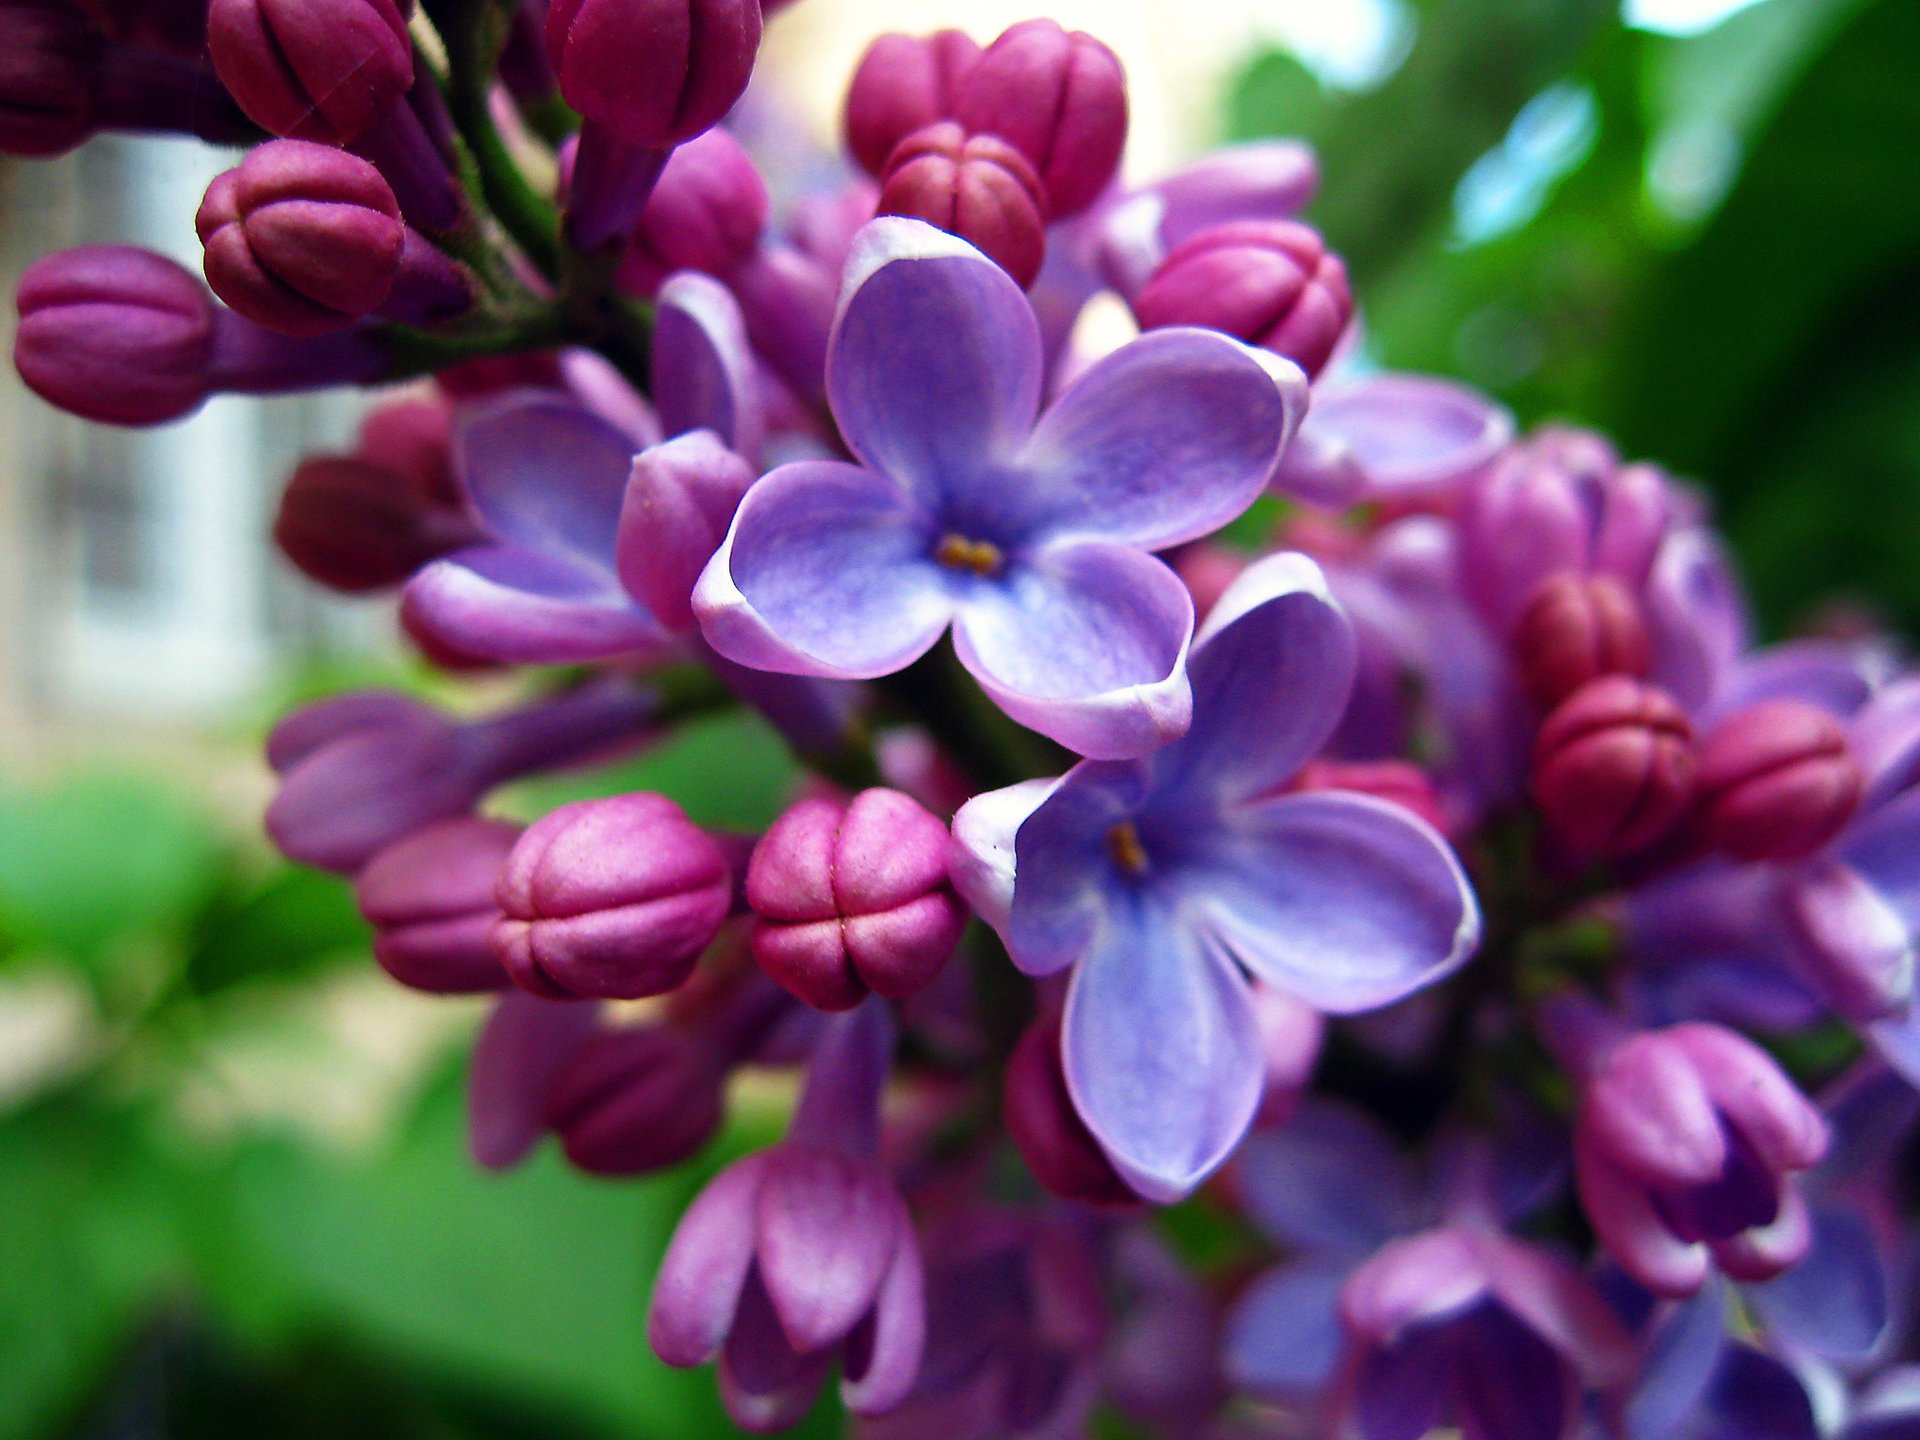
[184, 863, 370, 997]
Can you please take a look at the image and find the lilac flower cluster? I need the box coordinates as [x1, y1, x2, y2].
[10, 4, 1920, 1436]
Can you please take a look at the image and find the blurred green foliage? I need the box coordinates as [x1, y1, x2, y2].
[1234, 0, 1920, 638]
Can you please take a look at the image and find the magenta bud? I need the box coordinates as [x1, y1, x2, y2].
[842, 27, 981, 178]
[14, 244, 213, 425]
[0, 0, 103, 156]
[355, 817, 520, 993]
[953, 18, 1126, 219]
[1005, 1010, 1141, 1208]
[1132, 220, 1351, 380]
[618, 127, 769, 294]
[1532, 676, 1697, 856]
[208, 0, 412, 143]
[615, 431, 756, 633]
[1697, 700, 1863, 863]
[546, 0, 760, 145]
[1293, 758, 1452, 838]
[1511, 572, 1653, 711]
[545, 1024, 724, 1174]
[274, 453, 478, 593]
[747, 789, 968, 1012]
[878, 121, 1049, 288]
[358, 392, 458, 502]
[494, 793, 734, 1000]
[196, 140, 404, 337]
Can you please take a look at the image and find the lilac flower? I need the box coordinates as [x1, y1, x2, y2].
[649, 1002, 924, 1429]
[695, 218, 1309, 759]
[950, 554, 1478, 1198]
[403, 272, 759, 665]
[1268, 372, 1515, 506]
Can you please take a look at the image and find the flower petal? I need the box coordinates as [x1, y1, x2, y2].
[1154, 552, 1355, 804]
[1624, 1280, 1729, 1440]
[1009, 327, 1304, 548]
[1007, 761, 1153, 977]
[403, 543, 663, 664]
[616, 431, 757, 634]
[828, 218, 1042, 504]
[454, 394, 637, 559]
[1748, 1202, 1890, 1361]
[1223, 1259, 1349, 1396]
[467, 991, 596, 1169]
[1276, 373, 1513, 503]
[1061, 893, 1261, 1202]
[1232, 1099, 1417, 1255]
[1188, 791, 1478, 1014]
[716, 1269, 834, 1431]
[654, 270, 763, 463]
[952, 542, 1193, 759]
[695, 460, 953, 679]
[1841, 788, 1920, 933]
[948, 777, 1061, 947]
[648, 1152, 771, 1366]
[756, 1145, 900, 1353]
[839, 1226, 928, 1417]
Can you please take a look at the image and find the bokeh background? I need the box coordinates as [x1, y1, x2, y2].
[2, 0, 1917, 1433]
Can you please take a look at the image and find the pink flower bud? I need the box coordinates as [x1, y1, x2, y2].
[355, 817, 520, 993]
[953, 18, 1126, 219]
[1511, 572, 1652, 711]
[1697, 700, 1863, 863]
[274, 453, 478, 593]
[357, 392, 459, 504]
[546, 0, 760, 145]
[0, 0, 102, 156]
[747, 789, 968, 1011]
[616, 127, 769, 295]
[1293, 758, 1452, 838]
[208, 0, 412, 143]
[545, 1024, 724, 1174]
[1005, 1009, 1140, 1207]
[1532, 676, 1696, 856]
[842, 28, 981, 177]
[197, 140, 404, 337]
[494, 793, 735, 1000]
[877, 121, 1048, 288]
[14, 244, 213, 425]
[616, 431, 756, 632]
[1132, 220, 1351, 379]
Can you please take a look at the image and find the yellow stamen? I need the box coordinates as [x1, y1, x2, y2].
[1106, 820, 1150, 876]
[935, 534, 1004, 576]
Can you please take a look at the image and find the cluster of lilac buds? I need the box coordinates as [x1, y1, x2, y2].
[14, 6, 1920, 1435]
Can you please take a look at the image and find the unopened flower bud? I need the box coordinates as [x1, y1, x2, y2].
[355, 817, 519, 992]
[1005, 1010, 1140, 1207]
[208, 0, 412, 144]
[953, 18, 1126, 218]
[14, 244, 213, 425]
[878, 121, 1048, 287]
[275, 453, 479, 593]
[494, 793, 734, 1000]
[1293, 758, 1452, 838]
[616, 431, 756, 632]
[0, 0, 102, 155]
[545, 1024, 724, 1174]
[1697, 700, 1863, 862]
[1132, 220, 1351, 380]
[617, 127, 769, 295]
[747, 789, 968, 1011]
[1532, 676, 1696, 856]
[197, 140, 404, 337]
[842, 28, 980, 177]
[546, 0, 760, 145]
[1512, 572, 1652, 711]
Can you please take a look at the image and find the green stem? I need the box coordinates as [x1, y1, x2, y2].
[878, 648, 1058, 791]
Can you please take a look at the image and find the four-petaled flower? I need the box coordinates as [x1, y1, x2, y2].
[951, 553, 1480, 1199]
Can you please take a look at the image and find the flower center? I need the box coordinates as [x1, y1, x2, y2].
[935, 533, 1004, 576]
[1106, 820, 1150, 876]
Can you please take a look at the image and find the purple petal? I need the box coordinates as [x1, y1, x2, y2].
[1707, 639, 1881, 726]
[1155, 552, 1355, 804]
[467, 991, 596, 1169]
[1450, 1304, 1571, 1440]
[454, 394, 637, 560]
[265, 691, 433, 773]
[1625, 1281, 1729, 1440]
[616, 431, 756, 633]
[647, 1152, 771, 1366]
[265, 717, 477, 873]
[1476, 1231, 1636, 1388]
[1233, 1099, 1418, 1256]
[840, 1226, 928, 1417]
[654, 270, 763, 462]
[1189, 791, 1478, 1014]
[1748, 1202, 1891, 1361]
[1342, 1231, 1490, 1341]
[1780, 858, 1915, 1022]
[755, 1145, 900, 1352]
[1009, 328, 1305, 548]
[717, 1269, 834, 1432]
[1007, 761, 1153, 977]
[1223, 1260, 1349, 1395]
[1060, 895, 1262, 1201]
[1852, 676, 1920, 804]
[952, 542, 1193, 759]
[1645, 529, 1750, 714]
[695, 460, 953, 679]
[1842, 789, 1920, 932]
[827, 219, 1042, 503]
[1353, 1327, 1452, 1440]
[1700, 1345, 1819, 1440]
[947, 778, 1060, 948]
[404, 543, 663, 664]
[1285, 374, 1513, 503]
